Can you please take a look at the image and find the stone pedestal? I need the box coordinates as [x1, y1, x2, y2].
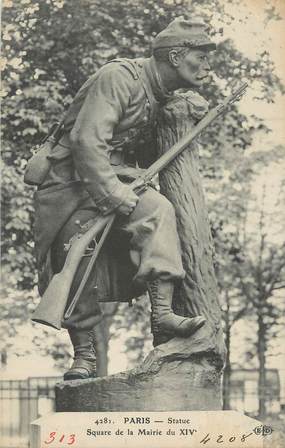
[30, 411, 266, 448]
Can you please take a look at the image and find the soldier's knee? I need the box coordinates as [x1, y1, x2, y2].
[146, 190, 175, 215]
[157, 196, 175, 219]
[150, 190, 175, 216]
[131, 187, 175, 223]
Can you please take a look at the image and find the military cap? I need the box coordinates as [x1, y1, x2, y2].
[152, 16, 216, 52]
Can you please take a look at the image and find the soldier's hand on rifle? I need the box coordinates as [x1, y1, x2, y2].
[117, 187, 139, 216]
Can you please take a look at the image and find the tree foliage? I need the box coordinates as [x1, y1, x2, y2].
[1, 0, 284, 380]
[213, 146, 285, 412]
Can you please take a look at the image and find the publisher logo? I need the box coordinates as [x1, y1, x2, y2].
[253, 425, 273, 436]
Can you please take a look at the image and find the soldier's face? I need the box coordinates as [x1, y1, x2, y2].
[175, 49, 211, 88]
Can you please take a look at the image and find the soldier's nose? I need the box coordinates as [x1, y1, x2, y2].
[204, 60, 210, 71]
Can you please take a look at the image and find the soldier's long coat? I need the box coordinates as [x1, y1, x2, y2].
[34, 56, 208, 302]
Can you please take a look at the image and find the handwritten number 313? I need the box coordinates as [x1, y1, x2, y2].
[44, 432, 76, 445]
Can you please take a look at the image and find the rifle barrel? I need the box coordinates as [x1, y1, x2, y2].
[138, 82, 248, 185]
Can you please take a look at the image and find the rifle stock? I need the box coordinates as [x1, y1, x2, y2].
[31, 214, 110, 329]
[32, 82, 248, 330]
[32, 271, 74, 329]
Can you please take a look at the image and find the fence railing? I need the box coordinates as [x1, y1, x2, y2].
[0, 376, 62, 448]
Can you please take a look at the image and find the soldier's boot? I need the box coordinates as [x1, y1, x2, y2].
[147, 280, 206, 347]
[64, 328, 97, 381]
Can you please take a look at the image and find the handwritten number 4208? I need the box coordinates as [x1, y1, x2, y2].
[44, 432, 76, 445]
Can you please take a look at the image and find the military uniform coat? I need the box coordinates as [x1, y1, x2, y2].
[35, 57, 169, 299]
[34, 56, 208, 306]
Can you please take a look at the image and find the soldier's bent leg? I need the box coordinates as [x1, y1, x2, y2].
[119, 187, 184, 283]
[117, 187, 206, 346]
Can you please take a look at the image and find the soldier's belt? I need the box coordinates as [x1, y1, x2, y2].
[110, 148, 137, 168]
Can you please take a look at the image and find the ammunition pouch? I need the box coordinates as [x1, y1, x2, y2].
[24, 122, 66, 186]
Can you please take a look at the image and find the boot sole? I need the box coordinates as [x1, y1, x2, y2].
[63, 371, 97, 381]
[177, 316, 206, 337]
[63, 374, 97, 381]
[154, 317, 206, 341]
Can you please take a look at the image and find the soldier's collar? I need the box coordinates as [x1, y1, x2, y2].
[143, 57, 173, 103]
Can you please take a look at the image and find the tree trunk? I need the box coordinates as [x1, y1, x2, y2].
[257, 311, 266, 418]
[155, 93, 225, 406]
[256, 208, 267, 419]
[222, 294, 231, 410]
[156, 93, 225, 358]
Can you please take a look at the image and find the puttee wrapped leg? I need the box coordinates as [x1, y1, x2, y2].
[64, 327, 97, 380]
[147, 280, 206, 347]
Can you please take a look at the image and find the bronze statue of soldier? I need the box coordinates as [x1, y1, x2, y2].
[31, 17, 216, 380]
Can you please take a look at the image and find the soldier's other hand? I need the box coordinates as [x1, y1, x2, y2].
[117, 188, 139, 216]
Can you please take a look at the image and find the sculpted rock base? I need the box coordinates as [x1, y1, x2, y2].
[56, 323, 224, 412]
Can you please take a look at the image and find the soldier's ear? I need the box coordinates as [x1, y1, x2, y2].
[168, 49, 180, 67]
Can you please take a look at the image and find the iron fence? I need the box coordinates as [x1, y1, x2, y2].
[0, 376, 62, 448]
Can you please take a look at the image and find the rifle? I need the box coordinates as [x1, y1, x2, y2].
[32, 82, 248, 330]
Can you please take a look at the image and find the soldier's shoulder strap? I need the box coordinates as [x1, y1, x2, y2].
[104, 58, 158, 121]
[104, 57, 144, 80]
